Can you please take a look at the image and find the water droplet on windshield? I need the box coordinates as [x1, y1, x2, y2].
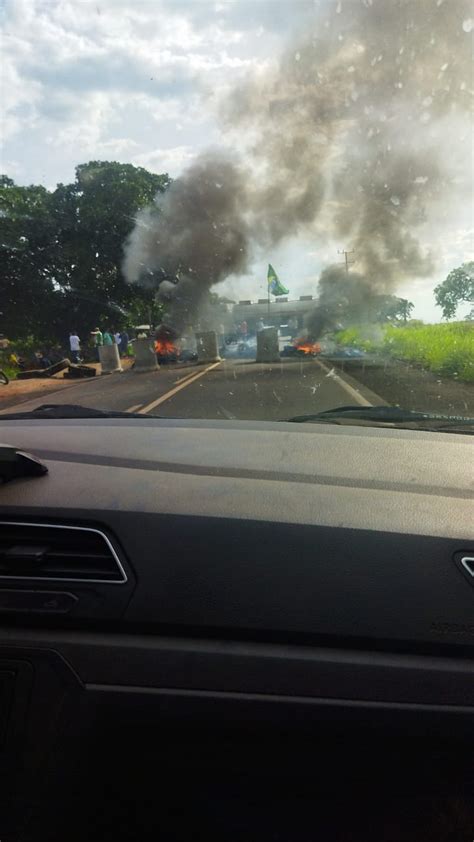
[462, 19, 473, 32]
[390, 195, 400, 206]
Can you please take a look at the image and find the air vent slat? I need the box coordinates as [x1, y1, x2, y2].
[0, 523, 127, 584]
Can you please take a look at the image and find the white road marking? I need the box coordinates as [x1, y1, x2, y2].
[174, 369, 202, 385]
[125, 403, 143, 413]
[138, 361, 222, 414]
[219, 406, 237, 420]
[316, 360, 372, 407]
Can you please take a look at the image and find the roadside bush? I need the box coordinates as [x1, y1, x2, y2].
[334, 322, 474, 382]
[384, 322, 474, 382]
[334, 325, 381, 352]
[0, 350, 18, 380]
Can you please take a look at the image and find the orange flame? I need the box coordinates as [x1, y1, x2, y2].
[154, 339, 177, 356]
[295, 340, 321, 355]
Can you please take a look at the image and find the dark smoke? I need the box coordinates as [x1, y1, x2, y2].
[123, 0, 472, 336]
[123, 152, 250, 337]
[303, 265, 375, 339]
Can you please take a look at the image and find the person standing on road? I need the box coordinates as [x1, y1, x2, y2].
[91, 328, 103, 361]
[103, 328, 113, 345]
[114, 330, 122, 347]
[69, 331, 81, 363]
[119, 329, 129, 357]
[256, 318, 265, 332]
[239, 320, 248, 339]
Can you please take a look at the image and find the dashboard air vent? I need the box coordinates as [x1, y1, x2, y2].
[0, 522, 127, 583]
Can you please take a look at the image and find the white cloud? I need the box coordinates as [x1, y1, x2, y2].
[0, 0, 269, 186]
[1, 0, 471, 323]
[132, 145, 197, 176]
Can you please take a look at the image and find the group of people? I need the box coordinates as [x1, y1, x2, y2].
[69, 328, 130, 363]
[8, 342, 65, 372]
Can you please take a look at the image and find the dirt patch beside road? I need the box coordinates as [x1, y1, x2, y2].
[328, 355, 474, 416]
[0, 376, 79, 411]
[0, 359, 134, 412]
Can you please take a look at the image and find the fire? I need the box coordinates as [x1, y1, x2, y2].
[295, 340, 321, 355]
[154, 339, 177, 356]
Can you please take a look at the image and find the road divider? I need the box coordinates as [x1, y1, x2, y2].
[138, 361, 222, 414]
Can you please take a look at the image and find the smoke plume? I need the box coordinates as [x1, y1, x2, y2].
[303, 264, 376, 339]
[123, 152, 250, 336]
[123, 0, 472, 337]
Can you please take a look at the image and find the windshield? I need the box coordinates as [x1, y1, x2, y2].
[1, 0, 473, 424]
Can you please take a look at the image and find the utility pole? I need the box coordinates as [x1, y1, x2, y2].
[337, 249, 355, 273]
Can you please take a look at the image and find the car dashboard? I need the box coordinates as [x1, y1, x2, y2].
[0, 417, 472, 840]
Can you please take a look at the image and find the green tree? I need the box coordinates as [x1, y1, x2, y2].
[435, 262, 474, 320]
[0, 176, 62, 340]
[52, 161, 170, 335]
[0, 163, 170, 344]
[370, 295, 414, 323]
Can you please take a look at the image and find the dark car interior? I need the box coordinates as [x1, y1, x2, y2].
[0, 417, 472, 841]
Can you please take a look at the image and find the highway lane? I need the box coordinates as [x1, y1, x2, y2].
[0, 356, 383, 420]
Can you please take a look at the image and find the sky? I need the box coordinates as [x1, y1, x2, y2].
[1, 0, 472, 321]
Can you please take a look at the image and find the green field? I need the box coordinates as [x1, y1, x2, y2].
[335, 322, 474, 383]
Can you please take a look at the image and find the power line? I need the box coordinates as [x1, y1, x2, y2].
[337, 249, 355, 273]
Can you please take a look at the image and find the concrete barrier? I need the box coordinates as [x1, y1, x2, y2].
[132, 338, 159, 372]
[256, 327, 280, 363]
[195, 331, 221, 363]
[98, 343, 122, 374]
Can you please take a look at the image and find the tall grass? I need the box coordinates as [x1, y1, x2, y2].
[335, 322, 474, 382]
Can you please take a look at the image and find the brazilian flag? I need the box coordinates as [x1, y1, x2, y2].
[267, 264, 289, 296]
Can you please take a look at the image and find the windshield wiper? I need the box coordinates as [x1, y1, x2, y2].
[0, 404, 160, 420]
[283, 405, 474, 433]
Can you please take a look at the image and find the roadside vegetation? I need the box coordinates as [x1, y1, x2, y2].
[0, 355, 17, 381]
[334, 322, 474, 383]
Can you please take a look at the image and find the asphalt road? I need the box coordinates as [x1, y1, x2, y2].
[0, 356, 383, 420]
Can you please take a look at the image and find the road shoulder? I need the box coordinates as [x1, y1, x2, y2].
[329, 356, 474, 415]
[317, 359, 387, 407]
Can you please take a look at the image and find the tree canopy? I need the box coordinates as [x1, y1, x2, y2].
[371, 296, 414, 324]
[0, 162, 170, 343]
[434, 262, 474, 320]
